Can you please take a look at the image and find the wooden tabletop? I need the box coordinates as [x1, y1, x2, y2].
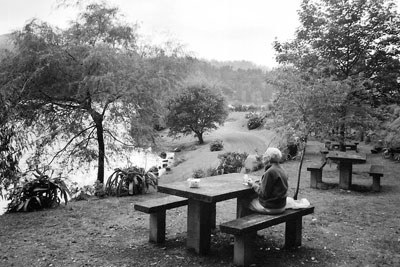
[327, 151, 367, 163]
[157, 173, 255, 203]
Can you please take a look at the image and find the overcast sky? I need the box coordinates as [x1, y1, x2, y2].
[1, 0, 399, 67]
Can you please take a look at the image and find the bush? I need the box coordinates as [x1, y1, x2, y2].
[247, 116, 264, 130]
[192, 167, 220, 178]
[105, 166, 158, 197]
[7, 168, 70, 212]
[210, 139, 224, 151]
[253, 155, 265, 172]
[70, 183, 94, 201]
[192, 168, 206, 178]
[217, 152, 248, 174]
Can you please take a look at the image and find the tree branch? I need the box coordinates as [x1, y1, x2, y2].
[46, 124, 96, 165]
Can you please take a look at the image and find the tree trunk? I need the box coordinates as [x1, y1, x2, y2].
[92, 112, 105, 184]
[294, 135, 308, 200]
[196, 132, 204, 144]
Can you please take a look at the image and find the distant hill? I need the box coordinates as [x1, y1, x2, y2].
[0, 34, 14, 59]
[206, 59, 269, 72]
[0, 34, 13, 50]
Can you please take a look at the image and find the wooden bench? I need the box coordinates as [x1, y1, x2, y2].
[220, 207, 315, 267]
[369, 165, 384, 192]
[134, 196, 188, 243]
[307, 162, 326, 189]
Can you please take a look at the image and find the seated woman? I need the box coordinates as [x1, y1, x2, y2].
[247, 147, 288, 215]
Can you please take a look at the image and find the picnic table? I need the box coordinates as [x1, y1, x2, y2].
[327, 151, 367, 190]
[330, 142, 359, 151]
[157, 173, 254, 255]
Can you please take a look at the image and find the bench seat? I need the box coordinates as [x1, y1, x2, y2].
[220, 207, 314, 267]
[369, 165, 384, 192]
[134, 196, 188, 243]
[307, 162, 326, 188]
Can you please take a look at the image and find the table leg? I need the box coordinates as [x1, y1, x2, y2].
[339, 161, 352, 190]
[210, 202, 216, 229]
[236, 194, 255, 218]
[187, 199, 213, 254]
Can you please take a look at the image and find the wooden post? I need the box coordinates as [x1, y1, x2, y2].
[372, 176, 381, 192]
[285, 217, 302, 248]
[339, 161, 353, 190]
[187, 199, 213, 254]
[149, 211, 166, 243]
[233, 232, 256, 267]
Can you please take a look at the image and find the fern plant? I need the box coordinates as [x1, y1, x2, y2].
[105, 166, 158, 197]
[7, 168, 70, 212]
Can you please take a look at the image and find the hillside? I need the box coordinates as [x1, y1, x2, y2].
[158, 112, 276, 183]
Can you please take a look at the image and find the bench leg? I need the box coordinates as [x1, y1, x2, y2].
[372, 175, 381, 192]
[187, 199, 213, 254]
[310, 170, 322, 189]
[233, 232, 256, 267]
[285, 217, 302, 248]
[149, 211, 166, 243]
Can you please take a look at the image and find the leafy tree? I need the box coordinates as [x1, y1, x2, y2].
[166, 85, 228, 144]
[268, 67, 373, 198]
[274, 0, 400, 149]
[0, 3, 186, 183]
[274, 0, 400, 104]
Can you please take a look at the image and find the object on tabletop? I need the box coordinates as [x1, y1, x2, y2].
[187, 178, 200, 188]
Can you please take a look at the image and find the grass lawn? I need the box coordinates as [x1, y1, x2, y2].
[1, 115, 399, 266]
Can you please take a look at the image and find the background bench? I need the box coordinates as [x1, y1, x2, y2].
[220, 207, 314, 267]
[307, 162, 326, 189]
[369, 165, 384, 192]
[134, 196, 188, 243]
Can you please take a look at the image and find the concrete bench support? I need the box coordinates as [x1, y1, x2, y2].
[134, 196, 188, 243]
[307, 162, 326, 189]
[369, 165, 384, 192]
[220, 207, 314, 267]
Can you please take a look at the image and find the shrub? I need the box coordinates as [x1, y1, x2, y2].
[252, 155, 265, 172]
[70, 183, 94, 201]
[247, 116, 264, 130]
[192, 167, 220, 178]
[93, 180, 106, 197]
[210, 139, 224, 151]
[105, 166, 158, 197]
[217, 152, 248, 174]
[206, 167, 220, 177]
[7, 168, 70, 212]
[192, 168, 206, 178]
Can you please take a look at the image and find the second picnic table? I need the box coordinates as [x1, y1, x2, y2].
[157, 173, 254, 255]
[327, 151, 367, 190]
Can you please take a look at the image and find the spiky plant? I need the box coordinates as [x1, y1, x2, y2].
[105, 166, 158, 197]
[7, 168, 70, 212]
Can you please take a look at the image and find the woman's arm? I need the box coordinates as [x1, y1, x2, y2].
[252, 170, 276, 198]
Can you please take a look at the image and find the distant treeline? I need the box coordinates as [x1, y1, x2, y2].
[185, 59, 274, 105]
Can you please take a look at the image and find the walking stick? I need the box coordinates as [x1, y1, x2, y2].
[293, 136, 307, 200]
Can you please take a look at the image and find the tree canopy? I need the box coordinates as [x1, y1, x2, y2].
[0, 3, 189, 183]
[165, 85, 228, 144]
[274, 0, 400, 104]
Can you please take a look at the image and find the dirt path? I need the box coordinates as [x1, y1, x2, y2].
[160, 112, 275, 183]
